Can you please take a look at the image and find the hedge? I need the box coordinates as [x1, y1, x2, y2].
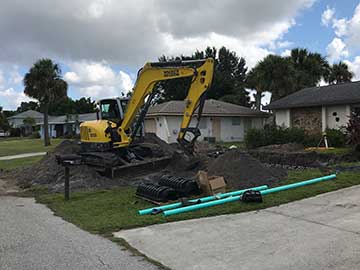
[244, 126, 346, 149]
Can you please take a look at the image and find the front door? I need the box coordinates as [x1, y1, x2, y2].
[212, 117, 221, 141]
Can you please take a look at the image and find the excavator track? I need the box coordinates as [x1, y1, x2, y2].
[81, 143, 173, 178]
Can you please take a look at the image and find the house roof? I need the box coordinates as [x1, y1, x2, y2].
[7, 110, 44, 119]
[266, 81, 360, 110]
[47, 113, 97, 124]
[8, 110, 97, 125]
[147, 99, 269, 117]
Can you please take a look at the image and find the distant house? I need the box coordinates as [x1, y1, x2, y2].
[7, 110, 97, 138]
[39, 113, 97, 138]
[7, 110, 43, 128]
[266, 81, 360, 134]
[144, 99, 269, 143]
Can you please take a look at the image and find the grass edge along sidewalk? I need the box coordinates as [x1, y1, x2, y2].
[37, 169, 360, 235]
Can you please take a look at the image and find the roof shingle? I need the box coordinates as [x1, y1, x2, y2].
[147, 99, 268, 117]
[266, 81, 360, 110]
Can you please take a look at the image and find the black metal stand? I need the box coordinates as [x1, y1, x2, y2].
[64, 166, 70, 201]
[55, 154, 83, 201]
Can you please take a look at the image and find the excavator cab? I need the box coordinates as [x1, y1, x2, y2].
[97, 98, 128, 122]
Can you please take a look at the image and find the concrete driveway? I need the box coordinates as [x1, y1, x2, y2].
[0, 196, 160, 270]
[115, 185, 360, 270]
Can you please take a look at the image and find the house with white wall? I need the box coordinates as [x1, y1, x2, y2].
[7, 110, 43, 128]
[7, 110, 97, 138]
[144, 99, 269, 143]
[266, 81, 360, 134]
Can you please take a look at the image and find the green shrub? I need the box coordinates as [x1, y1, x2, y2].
[245, 125, 325, 148]
[9, 127, 21, 137]
[346, 112, 360, 151]
[303, 133, 322, 147]
[244, 128, 264, 148]
[325, 128, 346, 147]
[29, 131, 40, 139]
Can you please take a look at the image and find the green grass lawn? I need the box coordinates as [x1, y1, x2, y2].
[37, 169, 360, 235]
[0, 156, 43, 170]
[0, 138, 62, 157]
[305, 147, 351, 155]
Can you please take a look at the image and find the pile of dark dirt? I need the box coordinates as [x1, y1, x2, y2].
[255, 143, 305, 153]
[208, 149, 287, 189]
[8, 136, 199, 192]
[8, 140, 120, 192]
[143, 133, 179, 155]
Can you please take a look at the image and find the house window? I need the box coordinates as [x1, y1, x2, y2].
[198, 118, 207, 129]
[231, 117, 241, 126]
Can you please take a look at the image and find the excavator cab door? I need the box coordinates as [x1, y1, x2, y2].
[98, 98, 125, 124]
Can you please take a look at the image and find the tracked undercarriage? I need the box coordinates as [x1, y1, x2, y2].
[80, 142, 173, 178]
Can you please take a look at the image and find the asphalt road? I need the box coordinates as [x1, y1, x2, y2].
[115, 185, 360, 270]
[0, 196, 160, 270]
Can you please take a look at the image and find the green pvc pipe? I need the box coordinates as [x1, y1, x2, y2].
[163, 174, 336, 216]
[138, 185, 269, 215]
[260, 174, 336, 196]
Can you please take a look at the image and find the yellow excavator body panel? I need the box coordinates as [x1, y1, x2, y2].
[80, 120, 115, 143]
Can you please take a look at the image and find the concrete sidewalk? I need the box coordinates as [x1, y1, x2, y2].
[115, 185, 360, 270]
[0, 152, 46, 160]
[0, 196, 160, 270]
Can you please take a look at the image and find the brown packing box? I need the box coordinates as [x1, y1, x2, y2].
[208, 176, 226, 194]
[196, 170, 226, 195]
[197, 170, 212, 195]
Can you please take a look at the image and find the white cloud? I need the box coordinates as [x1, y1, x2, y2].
[0, 66, 27, 109]
[343, 4, 360, 51]
[344, 56, 360, 80]
[64, 61, 133, 100]
[281, 49, 291, 57]
[323, 3, 360, 56]
[0, 88, 34, 110]
[326, 38, 349, 62]
[0, 70, 5, 88]
[0, 0, 314, 68]
[321, 7, 335, 26]
[162, 32, 271, 68]
[277, 40, 293, 49]
[87, 0, 110, 19]
[332, 18, 348, 37]
[9, 69, 22, 85]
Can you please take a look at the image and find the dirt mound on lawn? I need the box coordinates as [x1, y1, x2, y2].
[255, 143, 305, 153]
[208, 149, 287, 189]
[9, 136, 184, 192]
[10, 140, 118, 192]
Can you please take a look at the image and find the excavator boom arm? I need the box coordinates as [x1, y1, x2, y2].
[116, 58, 214, 152]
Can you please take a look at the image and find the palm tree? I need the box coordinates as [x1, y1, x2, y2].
[24, 59, 68, 146]
[325, 61, 353, 84]
[287, 48, 329, 90]
[247, 55, 296, 104]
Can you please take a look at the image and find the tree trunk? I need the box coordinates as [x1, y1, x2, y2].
[255, 91, 262, 111]
[43, 102, 51, 146]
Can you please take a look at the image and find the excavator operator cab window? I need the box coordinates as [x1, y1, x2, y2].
[100, 100, 121, 121]
[120, 99, 129, 115]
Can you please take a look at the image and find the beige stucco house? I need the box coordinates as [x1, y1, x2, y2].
[266, 81, 360, 134]
[144, 99, 269, 143]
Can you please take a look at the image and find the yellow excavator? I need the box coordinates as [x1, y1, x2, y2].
[79, 58, 214, 176]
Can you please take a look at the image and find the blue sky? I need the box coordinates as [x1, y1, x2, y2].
[1, 0, 360, 110]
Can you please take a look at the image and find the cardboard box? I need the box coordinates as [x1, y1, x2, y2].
[196, 171, 226, 195]
[208, 176, 226, 195]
